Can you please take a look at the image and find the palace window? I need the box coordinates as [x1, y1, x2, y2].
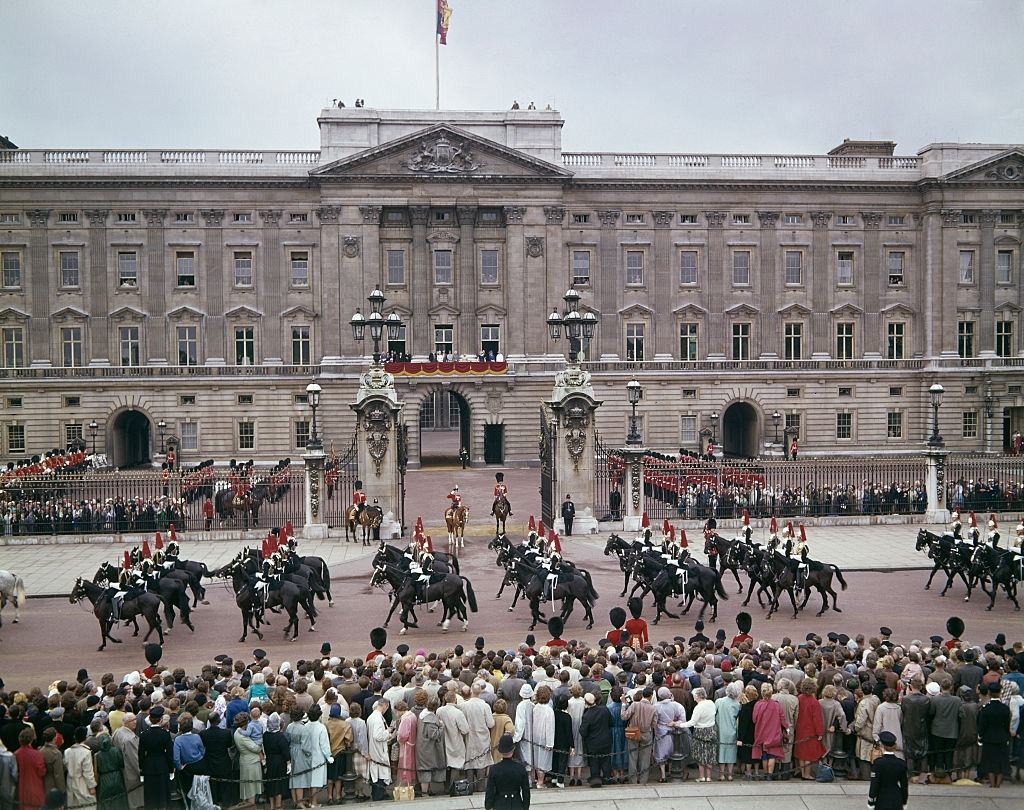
[996, 320, 1014, 358]
[289, 212, 308, 223]
[119, 326, 140, 367]
[625, 250, 644, 285]
[572, 213, 590, 224]
[61, 327, 83, 367]
[387, 324, 406, 357]
[997, 250, 1013, 284]
[783, 213, 802, 225]
[889, 386, 903, 397]
[290, 251, 309, 287]
[434, 324, 453, 356]
[175, 212, 194, 223]
[785, 412, 801, 440]
[175, 251, 196, 287]
[1000, 212, 1017, 225]
[176, 325, 198, 366]
[732, 250, 750, 285]
[291, 326, 311, 365]
[680, 250, 698, 285]
[0, 213, 20, 224]
[65, 423, 83, 446]
[180, 421, 198, 451]
[233, 251, 253, 287]
[626, 322, 645, 361]
[1, 251, 21, 288]
[680, 322, 699, 360]
[480, 249, 499, 285]
[625, 213, 645, 224]
[731, 322, 750, 360]
[836, 250, 854, 285]
[234, 326, 255, 366]
[572, 250, 591, 286]
[233, 212, 252, 224]
[837, 214, 855, 226]
[117, 251, 138, 287]
[957, 320, 975, 358]
[679, 214, 698, 224]
[835, 322, 854, 359]
[784, 322, 802, 360]
[386, 249, 406, 285]
[733, 214, 751, 225]
[117, 212, 137, 223]
[958, 250, 975, 283]
[961, 212, 976, 225]
[886, 322, 905, 360]
[680, 415, 698, 444]
[784, 250, 802, 285]
[2, 327, 24, 368]
[433, 250, 453, 285]
[887, 411, 903, 439]
[836, 412, 852, 440]
[887, 251, 905, 286]
[237, 421, 255, 451]
[58, 212, 78, 224]
[60, 251, 80, 288]
[887, 215, 905, 226]
[480, 323, 500, 356]
[962, 411, 978, 439]
[7, 424, 25, 454]
[294, 420, 310, 450]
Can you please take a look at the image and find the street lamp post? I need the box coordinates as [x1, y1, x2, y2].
[710, 411, 719, 446]
[983, 382, 995, 453]
[927, 383, 945, 449]
[625, 379, 643, 445]
[548, 287, 598, 364]
[306, 382, 323, 450]
[157, 420, 167, 454]
[772, 410, 781, 444]
[89, 420, 98, 457]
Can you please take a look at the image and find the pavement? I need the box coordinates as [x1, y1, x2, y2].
[398, 781, 1024, 810]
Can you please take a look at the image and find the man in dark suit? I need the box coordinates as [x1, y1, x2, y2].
[869, 730, 908, 810]
[485, 734, 530, 810]
[138, 706, 174, 810]
[561, 495, 575, 536]
[199, 711, 235, 806]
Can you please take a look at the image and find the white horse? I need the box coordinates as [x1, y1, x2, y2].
[0, 570, 27, 626]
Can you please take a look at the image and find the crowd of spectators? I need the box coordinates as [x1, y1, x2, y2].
[1, 620, 1021, 809]
[948, 479, 1024, 515]
[0, 496, 189, 537]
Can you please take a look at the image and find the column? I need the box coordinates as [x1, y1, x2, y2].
[84, 209, 110, 364]
[861, 211, 883, 356]
[142, 209, 168, 362]
[704, 211, 727, 355]
[652, 210, 674, 357]
[978, 209, 999, 355]
[810, 211, 832, 357]
[410, 206, 430, 356]
[503, 206, 527, 355]
[938, 209, 960, 357]
[620, 446, 646, 532]
[924, 449, 949, 523]
[258, 210, 283, 362]
[315, 205, 343, 360]
[550, 393, 602, 535]
[543, 206, 566, 357]
[200, 209, 226, 363]
[303, 446, 328, 539]
[597, 210, 621, 358]
[756, 211, 780, 357]
[355, 206, 383, 359]
[25, 209, 51, 365]
[912, 212, 927, 357]
[456, 205, 478, 354]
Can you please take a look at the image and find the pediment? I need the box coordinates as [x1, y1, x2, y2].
[167, 305, 205, 321]
[0, 306, 29, 321]
[475, 303, 507, 317]
[281, 305, 319, 320]
[310, 124, 573, 182]
[995, 301, 1021, 313]
[224, 305, 263, 320]
[994, 234, 1020, 245]
[941, 149, 1024, 183]
[51, 306, 89, 321]
[724, 303, 759, 317]
[618, 303, 655, 317]
[426, 230, 460, 244]
[880, 303, 915, 317]
[109, 305, 146, 322]
[777, 303, 812, 317]
[672, 303, 708, 318]
[428, 303, 460, 318]
[831, 303, 864, 317]
[386, 304, 413, 318]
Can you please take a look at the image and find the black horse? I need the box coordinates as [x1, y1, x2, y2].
[794, 554, 848, 616]
[504, 556, 598, 631]
[626, 552, 727, 623]
[603, 534, 645, 597]
[915, 529, 974, 596]
[93, 563, 193, 633]
[222, 561, 318, 642]
[757, 551, 801, 620]
[966, 544, 1022, 611]
[370, 562, 478, 634]
[70, 577, 164, 651]
[214, 481, 271, 527]
[703, 533, 745, 593]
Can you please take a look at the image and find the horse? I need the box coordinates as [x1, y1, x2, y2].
[504, 556, 598, 631]
[209, 561, 266, 643]
[214, 481, 270, 527]
[603, 534, 644, 597]
[626, 553, 727, 623]
[374, 542, 460, 576]
[967, 544, 1022, 611]
[915, 528, 975, 596]
[0, 570, 27, 627]
[370, 562, 477, 634]
[757, 551, 801, 620]
[165, 557, 211, 605]
[795, 557, 849, 615]
[224, 560, 318, 642]
[70, 577, 164, 651]
[445, 505, 469, 552]
[704, 533, 745, 592]
[234, 551, 328, 605]
[346, 504, 383, 545]
[493, 496, 511, 535]
[93, 563, 194, 633]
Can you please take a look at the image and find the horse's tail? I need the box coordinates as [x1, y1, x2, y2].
[582, 569, 599, 600]
[200, 562, 211, 578]
[714, 570, 729, 600]
[451, 556, 461, 575]
[831, 565, 848, 591]
[15, 576, 27, 608]
[461, 577, 478, 612]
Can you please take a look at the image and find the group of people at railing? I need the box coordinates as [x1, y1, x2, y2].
[0, 494, 189, 537]
[948, 479, 1024, 515]
[0, 445, 92, 489]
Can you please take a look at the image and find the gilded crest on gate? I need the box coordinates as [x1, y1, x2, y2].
[406, 134, 482, 174]
[563, 401, 589, 471]
[364, 406, 391, 476]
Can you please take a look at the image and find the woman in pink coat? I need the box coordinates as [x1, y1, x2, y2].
[396, 701, 418, 787]
[751, 682, 789, 778]
[793, 679, 827, 778]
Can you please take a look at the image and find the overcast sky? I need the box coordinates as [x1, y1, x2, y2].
[3, 0, 1023, 155]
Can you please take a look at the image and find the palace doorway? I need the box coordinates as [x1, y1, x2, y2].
[418, 389, 471, 467]
[722, 401, 759, 458]
[111, 410, 152, 468]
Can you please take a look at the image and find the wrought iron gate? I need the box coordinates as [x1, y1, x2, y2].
[539, 406, 557, 526]
[323, 436, 359, 528]
[593, 431, 620, 521]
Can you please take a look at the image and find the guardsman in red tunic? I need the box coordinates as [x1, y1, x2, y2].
[447, 484, 462, 509]
[790, 438, 798, 461]
[491, 471, 510, 516]
[352, 479, 367, 516]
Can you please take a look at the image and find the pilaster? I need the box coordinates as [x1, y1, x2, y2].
[597, 210, 620, 357]
[939, 209, 961, 356]
[200, 209, 226, 363]
[912, 212, 927, 358]
[315, 205, 343, 360]
[757, 211, 779, 357]
[704, 211, 727, 354]
[456, 205, 478, 353]
[978, 209, 999, 355]
[652, 211, 674, 357]
[258, 209, 284, 362]
[84, 209, 111, 364]
[410, 206, 430, 356]
[142, 209, 168, 362]
[810, 211, 832, 357]
[861, 212, 883, 355]
[25, 209, 51, 366]
[354, 206, 382, 360]
[504, 206, 527, 355]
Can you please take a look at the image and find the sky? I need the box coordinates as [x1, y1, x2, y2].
[2, 0, 1023, 155]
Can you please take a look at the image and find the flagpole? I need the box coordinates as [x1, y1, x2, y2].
[435, 33, 440, 110]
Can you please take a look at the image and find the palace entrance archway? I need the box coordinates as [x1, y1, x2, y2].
[111, 410, 152, 468]
[418, 388, 471, 467]
[722, 401, 759, 458]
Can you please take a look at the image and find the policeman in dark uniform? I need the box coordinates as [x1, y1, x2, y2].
[484, 733, 530, 809]
[560, 494, 575, 536]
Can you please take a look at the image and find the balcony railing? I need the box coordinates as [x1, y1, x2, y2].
[561, 151, 921, 174]
[0, 149, 322, 169]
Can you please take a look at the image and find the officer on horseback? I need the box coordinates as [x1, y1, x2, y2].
[447, 484, 462, 509]
[543, 551, 561, 603]
[1010, 520, 1024, 578]
[967, 511, 981, 545]
[795, 524, 811, 588]
[352, 480, 367, 516]
[949, 510, 963, 540]
[410, 553, 433, 602]
[491, 472, 511, 516]
[986, 514, 1001, 548]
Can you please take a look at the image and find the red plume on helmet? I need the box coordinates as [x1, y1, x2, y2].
[969, 511, 977, 527]
[154, 532, 163, 550]
[742, 509, 750, 527]
[425, 535, 433, 553]
[415, 516, 424, 531]
[123, 550, 131, 571]
[988, 514, 997, 528]
[260, 537, 269, 560]
[680, 529, 688, 548]
[799, 524, 807, 542]
[551, 532, 562, 553]
[662, 518, 671, 535]
[528, 515, 536, 532]
[141, 539, 152, 559]
[168, 524, 177, 542]
[538, 520, 546, 538]
[285, 520, 294, 537]
[786, 521, 794, 536]
[769, 516, 778, 533]
[641, 512, 650, 529]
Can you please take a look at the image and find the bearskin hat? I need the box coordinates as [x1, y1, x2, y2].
[627, 596, 644, 620]
[946, 616, 965, 639]
[736, 611, 752, 634]
[144, 643, 163, 666]
[609, 606, 626, 629]
[369, 626, 387, 651]
[547, 616, 564, 639]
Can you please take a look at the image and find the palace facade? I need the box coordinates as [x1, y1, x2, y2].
[0, 107, 1022, 467]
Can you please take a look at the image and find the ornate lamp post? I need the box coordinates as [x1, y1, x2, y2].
[626, 379, 643, 445]
[710, 411, 720, 445]
[927, 383, 945, 449]
[351, 287, 404, 394]
[89, 420, 98, 456]
[157, 419, 167, 454]
[772, 410, 781, 444]
[983, 381, 995, 453]
[547, 287, 599, 389]
[306, 382, 323, 450]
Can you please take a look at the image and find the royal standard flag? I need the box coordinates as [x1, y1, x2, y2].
[437, 0, 452, 44]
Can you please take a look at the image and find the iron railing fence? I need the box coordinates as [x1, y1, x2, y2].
[322, 438, 360, 529]
[945, 453, 1024, 516]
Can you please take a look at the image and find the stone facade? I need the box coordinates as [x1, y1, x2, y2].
[0, 108, 1022, 467]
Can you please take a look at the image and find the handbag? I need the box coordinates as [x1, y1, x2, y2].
[624, 723, 642, 742]
[814, 763, 835, 783]
[449, 778, 473, 797]
[392, 785, 415, 801]
[868, 744, 883, 763]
